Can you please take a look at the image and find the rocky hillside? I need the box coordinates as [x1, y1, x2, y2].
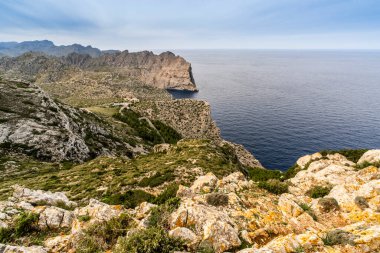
[0, 150, 379, 253]
[0, 79, 168, 162]
[0, 40, 103, 57]
[0, 49, 197, 100]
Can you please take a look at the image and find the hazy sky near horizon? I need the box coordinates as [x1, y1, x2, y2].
[1, 0, 380, 50]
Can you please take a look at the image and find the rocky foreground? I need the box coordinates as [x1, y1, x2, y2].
[1, 150, 379, 253]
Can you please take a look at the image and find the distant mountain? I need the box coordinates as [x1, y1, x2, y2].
[0, 40, 119, 57]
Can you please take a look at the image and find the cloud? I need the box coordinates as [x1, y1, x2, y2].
[0, 0, 379, 50]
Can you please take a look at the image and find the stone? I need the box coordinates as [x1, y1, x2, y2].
[72, 199, 124, 234]
[278, 194, 304, 217]
[296, 152, 322, 169]
[12, 185, 76, 208]
[190, 172, 218, 193]
[153, 143, 171, 153]
[44, 235, 72, 253]
[36, 206, 73, 229]
[135, 202, 157, 220]
[358, 150, 380, 165]
[169, 227, 198, 246]
[0, 244, 47, 253]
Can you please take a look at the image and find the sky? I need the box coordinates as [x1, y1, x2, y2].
[0, 0, 380, 50]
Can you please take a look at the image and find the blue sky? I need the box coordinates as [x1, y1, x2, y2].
[0, 0, 380, 50]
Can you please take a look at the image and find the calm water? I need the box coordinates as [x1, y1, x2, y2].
[168, 50, 380, 170]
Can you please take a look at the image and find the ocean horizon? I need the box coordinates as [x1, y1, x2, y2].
[169, 49, 380, 170]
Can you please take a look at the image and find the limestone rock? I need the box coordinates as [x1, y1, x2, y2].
[169, 227, 199, 246]
[296, 152, 322, 169]
[135, 202, 157, 220]
[12, 185, 76, 208]
[0, 244, 47, 253]
[358, 150, 380, 165]
[190, 172, 218, 193]
[35, 206, 73, 229]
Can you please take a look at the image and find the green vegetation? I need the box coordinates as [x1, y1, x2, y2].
[0, 140, 241, 202]
[138, 170, 176, 187]
[298, 203, 317, 221]
[258, 179, 288, 194]
[206, 193, 229, 206]
[154, 184, 179, 205]
[247, 167, 282, 182]
[114, 227, 185, 253]
[322, 230, 356, 246]
[102, 190, 155, 209]
[306, 185, 332, 198]
[113, 109, 181, 145]
[152, 120, 182, 144]
[356, 160, 380, 170]
[0, 212, 40, 244]
[318, 198, 340, 212]
[75, 213, 133, 253]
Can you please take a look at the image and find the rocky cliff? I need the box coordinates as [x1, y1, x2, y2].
[0, 79, 141, 162]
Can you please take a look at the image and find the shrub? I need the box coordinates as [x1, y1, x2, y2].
[114, 227, 185, 253]
[75, 213, 133, 252]
[318, 198, 340, 212]
[258, 179, 288, 194]
[306, 186, 332, 198]
[14, 212, 39, 237]
[0, 227, 13, 243]
[206, 193, 229, 206]
[138, 171, 175, 188]
[282, 164, 300, 180]
[322, 229, 356, 246]
[78, 215, 91, 222]
[102, 190, 155, 208]
[298, 203, 311, 211]
[247, 167, 282, 182]
[152, 120, 182, 144]
[354, 196, 369, 210]
[148, 198, 180, 230]
[154, 184, 179, 205]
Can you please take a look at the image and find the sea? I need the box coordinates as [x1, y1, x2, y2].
[168, 50, 380, 170]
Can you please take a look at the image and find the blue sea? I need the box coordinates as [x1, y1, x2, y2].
[169, 50, 380, 170]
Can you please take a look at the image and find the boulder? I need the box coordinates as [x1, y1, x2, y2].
[12, 185, 76, 208]
[169, 227, 199, 247]
[0, 244, 47, 253]
[296, 152, 322, 169]
[190, 172, 218, 193]
[135, 202, 157, 220]
[358, 150, 380, 165]
[35, 206, 73, 229]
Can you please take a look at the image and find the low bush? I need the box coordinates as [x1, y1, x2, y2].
[258, 179, 288, 194]
[148, 197, 181, 230]
[0, 212, 40, 243]
[102, 190, 155, 208]
[322, 229, 356, 246]
[306, 185, 332, 198]
[152, 120, 182, 144]
[247, 167, 282, 182]
[206, 193, 229, 206]
[354, 196, 369, 210]
[154, 184, 179, 205]
[114, 227, 185, 253]
[75, 213, 133, 253]
[318, 198, 340, 212]
[138, 171, 175, 188]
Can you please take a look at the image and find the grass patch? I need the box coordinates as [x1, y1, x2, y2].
[247, 167, 282, 182]
[258, 179, 288, 194]
[0, 212, 40, 243]
[322, 230, 356, 246]
[306, 185, 332, 198]
[138, 170, 175, 187]
[75, 213, 133, 253]
[114, 227, 185, 253]
[102, 190, 155, 209]
[154, 184, 179, 205]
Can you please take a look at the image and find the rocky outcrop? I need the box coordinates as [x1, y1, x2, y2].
[0, 79, 136, 162]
